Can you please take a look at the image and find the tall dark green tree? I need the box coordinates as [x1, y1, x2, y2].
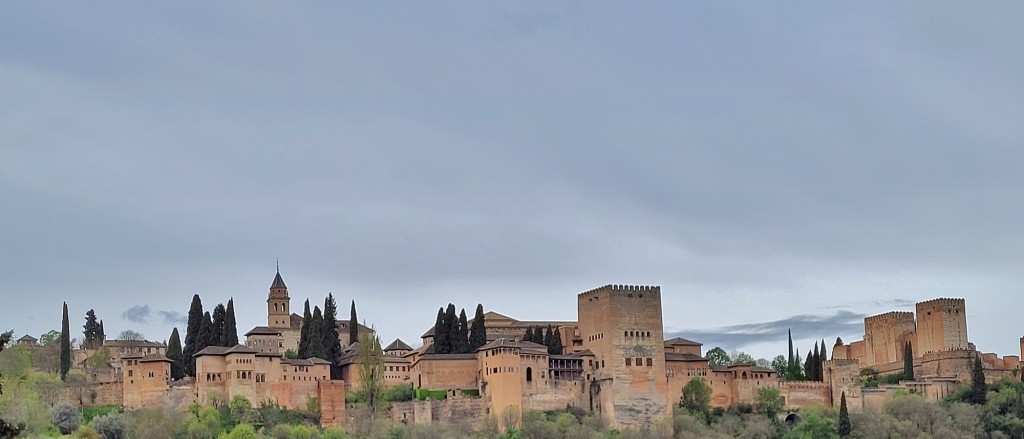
[550, 327, 563, 355]
[544, 326, 554, 351]
[322, 293, 342, 379]
[804, 349, 813, 382]
[166, 328, 184, 380]
[820, 339, 828, 363]
[786, 329, 801, 380]
[349, 300, 358, 346]
[445, 304, 458, 354]
[533, 326, 545, 344]
[433, 307, 448, 354]
[223, 299, 238, 346]
[456, 309, 469, 354]
[60, 302, 71, 381]
[812, 342, 821, 381]
[903, 341, 915, 380]
[469, 304, 487, 351]
[183, 294, 204, 376]
[523, 327, 534, 344]
[298, 300, 312, 358]
[838, 391, 851, 437]
[83, 309, 103, 349]
[307, 306, 325, 359]
[98, 320, 105, 345]
[197, 311, 214, 355]
[211, 304, 227, 348]
[969, 355, 986, 404]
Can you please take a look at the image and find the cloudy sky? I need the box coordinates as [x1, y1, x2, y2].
[3, 2, 1023, 360]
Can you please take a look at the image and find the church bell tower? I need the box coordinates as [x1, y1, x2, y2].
[268, 266, 291, 328]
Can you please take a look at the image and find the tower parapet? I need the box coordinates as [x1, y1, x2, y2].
[916, 298, 967, 354]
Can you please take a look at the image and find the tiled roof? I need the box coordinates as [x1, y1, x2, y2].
[283, 357, 331, 366]
[384, 339, 412, 351]
[271, 270, 287, 289]
[244, 326, 282, 336]
[193, 345, 258, 357]
[664, 337, 702, 346]
[665, 353, 706, 362]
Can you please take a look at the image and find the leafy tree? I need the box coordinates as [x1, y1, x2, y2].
[969, 355, 987, 405]
[0, 330, 24, 438]
[117, 329, 145, 354]
[283, 349, 297, 359]
[39, 329, 61, 347]
[349, 300, 358, 347]
[307, 307, 324, 359]
[432, 307, 448, 354]
[838, 391, 851, 437]
[223, 298, 238, 347]
[679, 379, 712, 419]
[903, 341, 914, 380]
[469, 304, 487, 351]
[166, 328, 184, 380]
[456, 309, 469, 354]
[210, 304, 226, 348]
[358, 327, 385, 421]
[91, 412, 126, 439]
[83, 309, 103, 349]
[784, 411, 838, 439]
[550, 327, 563, 355]
[60, 302, 71, 381]
[229, 395, 254, 426]
[322, 293, 342, 379]
[755, 386, 784, 418]
[298, 300, 312, 358]
[182, 294, 204, 376]
[771, 355, 787, 376]
[731, 351, 755, 365]
[50, 403, 81, 434]
[706, 347, 730, 367]
[224, 423, 257, 439]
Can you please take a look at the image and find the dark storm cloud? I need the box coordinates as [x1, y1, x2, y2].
[158, 311, 188, 326]
[669, 311, 865, 352]
[122, 305, 151, 324]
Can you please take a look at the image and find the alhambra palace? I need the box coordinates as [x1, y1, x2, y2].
[30, 270, 1024, 428]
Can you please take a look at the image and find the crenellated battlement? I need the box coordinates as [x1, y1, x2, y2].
[916, 298, 965, 308]
[865, 311, 914, 322]
[578, 284, 661, 299]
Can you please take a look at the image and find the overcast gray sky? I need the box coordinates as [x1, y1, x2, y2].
[3, 2, 1023, 361]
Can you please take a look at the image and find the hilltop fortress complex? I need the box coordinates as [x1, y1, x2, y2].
[45, 271, 1024, 428]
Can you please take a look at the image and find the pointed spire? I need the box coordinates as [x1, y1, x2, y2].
[271, 262, 287, 290]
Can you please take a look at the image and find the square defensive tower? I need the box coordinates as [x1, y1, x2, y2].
[578, 285, 669, 428]
[916, 298, 968, 354]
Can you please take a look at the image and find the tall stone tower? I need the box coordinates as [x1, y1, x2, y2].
[268, 268, 291, 328]
[916, 298, 968, 354]
[578, 285, 668, 428]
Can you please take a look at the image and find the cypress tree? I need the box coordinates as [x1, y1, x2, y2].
[524, 327, 534, 344]
[534, 326, 544, 344]
[433, 307, 448, 354]
[838, 391, 851, 437]
[445, 304, 458, 354]
[83, 309, 102, 349]
[197, 311, 214, 353]
[820, 339, 828, 363]
[223, 298, 238, 346]
[322, 293, 342, 379]
[349, 300, 358, 347]
[804, 349, 813, 382]
[457, 309, 469, 354]
[969, 355, 986, 404]
[211, 304, 227, 348]
[544, 326, 554, 351]
[98, 320, 105, 344]
[183, 294, 204, 376]
[298, 300, 312, 358]
[551, 327, 563, 355]
[903, 341, 915, 380]
[469, 304, 487, 350]
[167, 328, 184, 380]
[812, 342, 820, 381]
[60, 302, 71, 381]
[786, 329, 796, 380]
[308, 306, 324, 359]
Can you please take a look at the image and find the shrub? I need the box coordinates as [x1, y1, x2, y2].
[382, 385, 415, 402]
[224, 423, 258, 439]
[90, 412, 126, 439]
[50, 403, 81, 434]
[74, 426, 102, 439]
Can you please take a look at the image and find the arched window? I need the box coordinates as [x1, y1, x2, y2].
[526, 367, 533, 382]
[274, 303, 279, 312]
